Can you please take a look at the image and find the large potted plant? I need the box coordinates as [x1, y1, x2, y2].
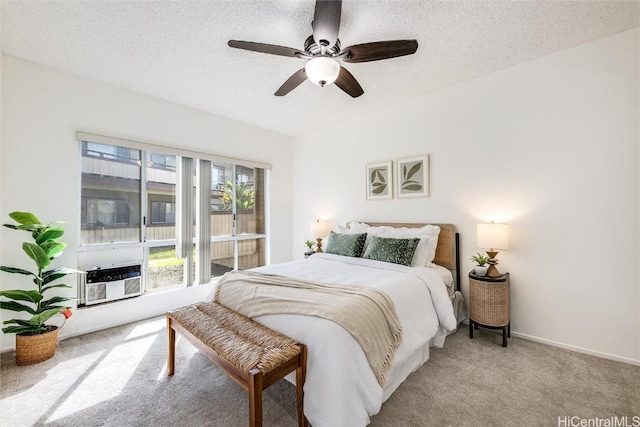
[0, 211, 74, 365]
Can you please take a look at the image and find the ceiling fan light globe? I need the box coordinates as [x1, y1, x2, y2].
[305, 57, 340, 87]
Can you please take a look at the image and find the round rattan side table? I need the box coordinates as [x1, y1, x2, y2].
[468, 271, 510, 347]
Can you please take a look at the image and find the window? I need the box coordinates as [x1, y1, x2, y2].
[150, 153, 176, 170]
[82, 199, 129, 226]
[236, 167, 251, 185]
[212, 166, 226, 190]
[78, 132, 270, 298]
[80, 143, 141, 244]
[150, 202, 175, 224]
[82, 142, 140, 164]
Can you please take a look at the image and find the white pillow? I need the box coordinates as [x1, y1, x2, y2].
[336, 223, 391, 253]
[336, 222, 368, 234]
[379, 225, 440, 266]
[347, 221, 370, 231]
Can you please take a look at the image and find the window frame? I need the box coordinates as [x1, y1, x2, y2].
[77, 132, 271, 292]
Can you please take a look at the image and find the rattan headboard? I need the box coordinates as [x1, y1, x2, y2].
[355, 222, 460, 291]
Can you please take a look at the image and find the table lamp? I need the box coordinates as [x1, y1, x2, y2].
[477, 222, 509, 277]
[310, 220, 331, 253]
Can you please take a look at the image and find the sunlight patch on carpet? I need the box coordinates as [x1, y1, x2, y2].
[47, 336, 155, 422]
[124, 317, 165, 341]
[0, 350, 105, 425]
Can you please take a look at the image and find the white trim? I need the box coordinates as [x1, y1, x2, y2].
[461, 321, 640, 366]
[76, 131, 272, 170]
[265, 169, 271, 265]
[175, 157, 193, 259]
[232, 165, 238, 270]
[210, 234, 266, 242]
[140, 153, 147, 242]
[510, 331, 640, 366]
[78, 242, 146, 252]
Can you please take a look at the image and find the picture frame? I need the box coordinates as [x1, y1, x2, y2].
[396, 155, 429, 198]
[366, 161, 393, 200]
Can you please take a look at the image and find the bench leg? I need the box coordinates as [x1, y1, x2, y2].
[296, 345, 308, 427]
[167, 315, 175, 376]
[248, 368, 263, 427]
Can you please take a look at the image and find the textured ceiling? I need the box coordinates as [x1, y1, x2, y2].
[2, 1, 638, 137]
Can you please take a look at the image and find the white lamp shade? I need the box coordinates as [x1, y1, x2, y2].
[310, 220, 331, 238]
[477, 223, 509, 250]
[305, 57, 340, 87]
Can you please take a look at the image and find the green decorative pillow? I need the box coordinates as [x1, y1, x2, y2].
[363, 236, 420, 266]
[325, 232, 367, 257]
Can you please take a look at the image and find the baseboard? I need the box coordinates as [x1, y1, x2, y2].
[510, 331, 640, 367]
[1, 282, 215, 354]
[461, 321, 639, 366]
[0, 313, 165, 355]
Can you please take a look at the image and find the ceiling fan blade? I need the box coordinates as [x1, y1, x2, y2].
[312, 0, 342, 48]
[228, 40, 304, 58]
[341, 40, 418, 63]
[335, 66, 364, 98]
[275, 68, 307, 96]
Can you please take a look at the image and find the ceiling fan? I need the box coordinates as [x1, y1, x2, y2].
[228, 0, 418, 98]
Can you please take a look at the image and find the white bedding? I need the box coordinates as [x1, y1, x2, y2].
[213, 253, 457, 426]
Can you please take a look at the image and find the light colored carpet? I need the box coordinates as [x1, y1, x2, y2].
[1, 316, 638, 427]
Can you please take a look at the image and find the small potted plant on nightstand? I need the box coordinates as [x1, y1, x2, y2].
[470, 252, 489, 276]
[304, 240, 315, 258]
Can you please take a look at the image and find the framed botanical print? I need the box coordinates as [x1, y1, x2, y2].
[366, 161, 393, 200]
[396, 155, 429, 198]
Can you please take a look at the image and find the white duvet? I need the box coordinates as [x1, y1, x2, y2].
[216, 253, 457, 426]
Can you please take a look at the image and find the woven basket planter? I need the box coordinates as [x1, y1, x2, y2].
[15, 326, 59, 366]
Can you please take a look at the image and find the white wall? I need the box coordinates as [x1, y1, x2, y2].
[0, 56, 293, 352]
[292, 29, 640, 364]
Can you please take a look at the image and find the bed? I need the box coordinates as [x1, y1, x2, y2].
[212, 222, 464, 426]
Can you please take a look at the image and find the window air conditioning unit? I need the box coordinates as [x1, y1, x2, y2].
[82, 262, 142, 306]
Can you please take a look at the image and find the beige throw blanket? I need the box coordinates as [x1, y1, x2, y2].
[214, 270, 403, 386]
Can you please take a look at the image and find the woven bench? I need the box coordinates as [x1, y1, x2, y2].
[167, 301, 307, 427]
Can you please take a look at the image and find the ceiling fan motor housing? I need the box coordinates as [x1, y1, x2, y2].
[304, 35, 341, 56]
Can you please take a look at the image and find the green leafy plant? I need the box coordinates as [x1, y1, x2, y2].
[219, 181, 255, 211]
[470, 252, 489, 267]
[304, 240, 315, 250]
[1, 212, 75, 335]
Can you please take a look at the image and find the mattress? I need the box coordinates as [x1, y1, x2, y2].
[231, 252, 458, 426]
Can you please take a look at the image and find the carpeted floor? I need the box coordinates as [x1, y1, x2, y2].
[1, 316, 638, 427]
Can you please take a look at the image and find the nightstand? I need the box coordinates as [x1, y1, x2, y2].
[468, 272, 510, 347]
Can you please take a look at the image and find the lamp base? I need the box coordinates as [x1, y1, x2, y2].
[315, 237, 324, 253]
[485, 250, 501, 277]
